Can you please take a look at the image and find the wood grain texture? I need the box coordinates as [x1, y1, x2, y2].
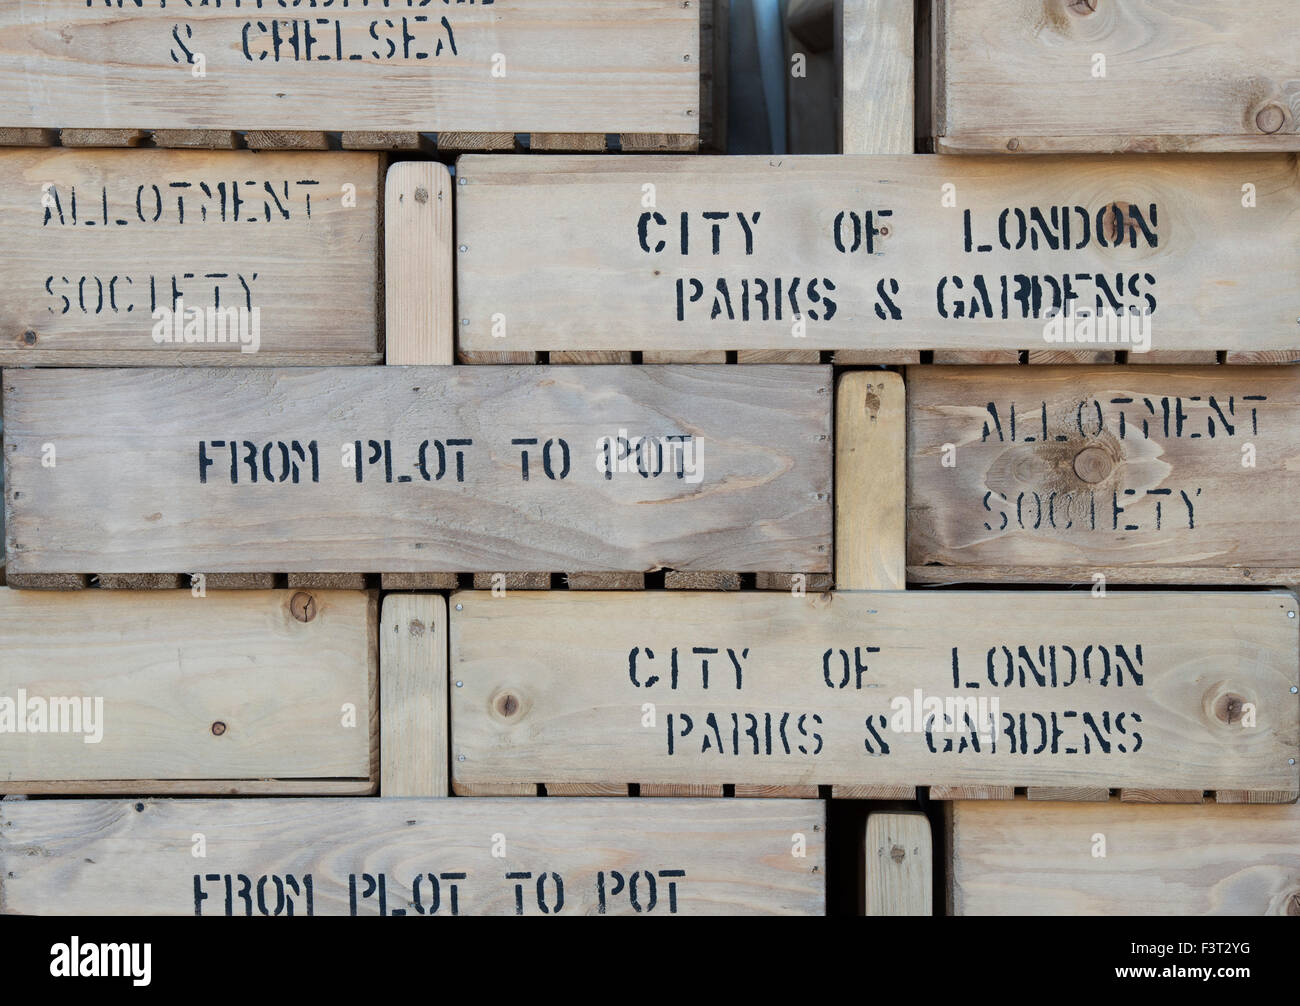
[449, 590, 1300, 794]
[934, 0, 1300, 153]
[455, 154, 1300, 355]
[836, 371, 905, 589]
[837, 0, 914, 154]
[0, 149, 380, 366]
[380, 594, 448, 797]
[385, 162, 453, 366]
[907, 366, 1300, 581]
[4, 366, 832, 575]
[864, 813, 932, 915]
[0, 588, 375, 792]
[0, 799, 825, 916]
[952, 797, 1300, 915]
[0, 3, 698, 136]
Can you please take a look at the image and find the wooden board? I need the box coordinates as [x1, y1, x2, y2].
[907, 367, 1300, 583]
[379, 594, 448, 798]
[0, 149, 380, 366]
[449, 590, 1300, 795]
[454, 154, 1300, 356]
[952, 797, 1300, 915]
[3, 366, 831, 576]
[0, 589, 375, 793]
[931, 0, 1299, 153]
[837, 0, 914, 155]
[0, 2, 697, 136]
[863, 812, 931, 915]
[0, 799, 825, 916]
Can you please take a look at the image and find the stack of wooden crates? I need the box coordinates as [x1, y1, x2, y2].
[0, 0, 1296, 916]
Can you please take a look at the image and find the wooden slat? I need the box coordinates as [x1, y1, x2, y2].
[385, 162, 454, 366]
[95, 574, 185, 590]
[457, 351, 538, 364]
[830, 350, 922, 365]
[620, 134, 698, 153]
[1129, 351, 1219, 365]
[380, 573, 460, 592]
[287, 575, 368, 591]
[0, 128, 56, 146]
[151, 130, 240, 150]
[565, 573, 646, 591]
[737, 350, 822, 364]
[832, 785, 916, 799]
[380, 594, 448, 797]
[929, 786, 1015, 801]
[863, 813, 932, 915]
[0, 588, 376, 793]
[1226, 350, 1300, 365]
[1026, 787, 1110, 802]
[952, 797, 1300, 915]
[734, 785, 820, 798]
[545, 784, 631, 796]
[456, 154, 1299, 356]
[529, 134, 607, 152]
[664, 571, 742, 591]
[550, 352, 635, 364]
[438, 134, 516, 153]
[471, 573, 551, 591]
[933, 1, 1299, 153]
[2, 574, 89, 591]
[453, 783, 540, 797]
[449, 590, 1300, 795]
[201, 574, 276, 590]
[243, 131, 331, 151]
[641, 351, 728, 364]
[640, 785, 726, 798]
[342, 132, 431, 152]
[753, 572, 833, 593]
[0, 149, 381, 366]
[1027, 350, 1115, 365]
[699, 0, 729, 153]
[1119, 789, 1205, 804]
[4, 367, 831, 577]
[837, 0, 914, 154]
[907, 366, 1300, 581]
[0, 799, 826, 916]
[0, 4, 698, 136]
[59, 129, 146, 148]
[836, 371, 905, 589]
[932, 351, 1020, 364]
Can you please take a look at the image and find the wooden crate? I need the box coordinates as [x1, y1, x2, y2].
[924, 0, 1299, 154]
[951, 797, 1300, 915]
[448, 590, 1299, 799]
[907, 366, 1300, 585]
[0, 1, 700, 146]
[0, 589, 376, 794]
[3, 366, 831, 579]
[0, 149, 381, 367]
[0, 798, 826, 916]
[453, 153, 1300, 362]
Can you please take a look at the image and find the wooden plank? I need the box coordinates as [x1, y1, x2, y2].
[699, 0, 729, 154]
[0, 4, 698, 136]
[342, 132, 431, 152]
[243, 132, 331, 152]
[1027, 350, 1115, 365]
[0, 799, 826, 916]
[837, 0, 914, 154]
[641, 351, 728, 364]
[951, 797, 1300, 915]
[59, 129, 146, 148]
[530, 134, 608, 153]
[380, 594, 448, 797]
[832, 350, 921, 365]
[471, 573, 551, 591]
[832, 785, 916, 799]
[836, 371, 905, 590]
[640, 785, 726, 798]
[907, 366, 1300, 582]
[1129, 351, 1219, 365]
[385, 162, 454, 366]
[1226, 350, 1300, 365]
[933, 1, 1300, 153]
[1119, 789, 1205, 804]
[565, 573, 646, 591]
[95, 574, 185, 590]
[438, 134, 516, 153]
[932, 351, 1020, 365]
[453, 783, 539, 797]
[0, 588, 376, 793]
[863, 813, 932, 915]
[380, 573, 460, 592]
[456, 154, 1299, 356]
[550, 352, 635, 364]
[449, 590, 1300, 794]
[0, 149, 381, 366]
[4, 366, 831, 576]
[545, 784, 630, 796]
[735, 785, 820, 798]
[151, 130, 240, 150]
[0, 128, 56, 146]
[288, 575, 368, 591]
[737, 350, 822, 364]
[1026, 787, 1110, 802]
[664, 571, 742, 591]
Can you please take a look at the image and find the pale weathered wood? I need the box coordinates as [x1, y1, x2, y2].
[0, 4, 697, 135]
[641, 351, 728, 364]
[0, 799, 825, 916]
[1129, 351, 1220, 365]
[0, 589, 376, 792]
[380, 594, 448, 797]
[907, 366, 1300, 580]
[5, 366, 831, 576]
[453, 783, 539, 797]
[864, 813, 932, 915]
[456, 154, 1299, 356]
[836, 371, 905, 590]
[385, 162, 454, 366]
[837, 0, 914, 154]
[150, 130, 240, 150]
[831, 350, 921, 365]
[0, 149, 381, 366]
[640, 785, 726, 798]
[934, 1, 1299, 153]
[1119, 789, 1205, 804]
[910, 565, 1300, 587]
[932, 351, 1020, 365]
[1026, 787, 1110, 802]
[737, 350, 821, 364]
[550, 352, 635, 364]
[952, 797, 1300, 915]
[449, 590, 1300, 794]
[929, 786, 1016, 801]
[380, 573, 460, 592]
[735, 785, 820, 798]
[546, 784, 631, 796]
